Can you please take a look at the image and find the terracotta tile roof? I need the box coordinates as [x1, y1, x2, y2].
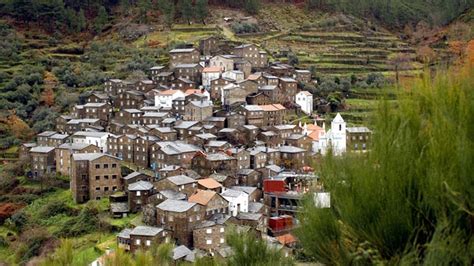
[197, 178, 222, 189]
[185, 89, 205, 95]
[188, 189, 217, 206]
[276, 233, 297, 245]
[159, 89, 180, 96]
[202, 66, 222, 73]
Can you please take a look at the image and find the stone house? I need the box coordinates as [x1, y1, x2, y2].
[134, 80, 156, 93]
[238, 124, 260, 141]
[248, 72, 266, 88]
[174, 64, 203, 82]
[193, 218, 228, 251]
[205, 141, 232, 153]
[199, 36, 219, 56]
[235, 59, 252, 78]
[30, 146, 56, 179]
[191, 152, 238, 176]
[55, 143, 100, 176]
[116, 109, 144, 125]
[171, 77, 196, 91]
[107, 134, 136, 162]
[236, 79, 258, 95]
[188, 189, 229, 218]
[294, 69, 311, 83]
[151, 141, 201, 169]
[148, 126, 177, 141]
[169, 48, 200, 69]
[65, 118, 102, 135]
[228, 213, 265, 232]
[123, 171, 152, 186]
[173, 121, 201, 140]
[279, 78, 298, 103]
[150, 65, 165, 76]
[128, 180, 154, 212]
[37, 132, 69, 147]
[197, 178, 223, 193]
[258, 85, 280, 102]
[249, 149, 267, 170]
[154, 175, 198, 197]
[184, 100, 213, 121]
[209, 55, 236, 72]
[258, 131, 282, 148]
[222, 84, 248, 106]
[210, 77, 235, 101]
[233, 44, 268, 68]
[119, 226, 169, 253]
[104, 79, 129, 95]
[155, 89, 186, 109]
[71, 153, 122, 203]
[134, 135, 158, 169]
[115, 90, 146, 109]
[346, 127, 372, 152]
[285, 134, 312, 151]
[142, 112, 169, 126]
[156, 199, 205, 246]
[227, 147, 250, 170]
[246, 92, 272, 105]
[237, 169, 261, 188]
[279, 145, 308, 169]
[231, 186, 262, 203]
[263, 73, 280, 86]
[153, 71, 175, 86]
[222, 70, 244, 82]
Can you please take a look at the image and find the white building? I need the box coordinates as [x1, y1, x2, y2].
[295, 91, 313, 115]
[201, 67, 222, 88]
[320, 113, 346, 155]
[222, 70, 244, 83]
[220, 188, 248, 216]
[154, 89, 186, 109]
[71, 131, 110, 153]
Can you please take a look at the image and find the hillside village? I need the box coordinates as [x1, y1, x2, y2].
[19, 36, 373, 262]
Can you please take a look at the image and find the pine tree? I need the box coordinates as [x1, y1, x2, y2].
[93, 5, 108, 33]
[157, 0, 175, 29]
[195, 0, 208, 24]
[138, 0, 151, 23]
[244, 0, 260, 15]
[77, 9, 86, 32]
[179, 0, 193, 25]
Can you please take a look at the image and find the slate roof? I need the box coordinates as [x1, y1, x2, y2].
[157, 199, 196, 212]
[159, 190, 187, 200]
[30, 146, 55, 153]
[57, 143, 92, 150]
[167, 175, 196, 185]
[206, 153, 234, 161]
[117, 228, 132, 239]
[279, 145, 306, 153]
[128, 180, 154, 191]
[231, 186, 257, 195]
[346, 127, 371, 133]
[236, 212, 262, 221]
[221, 189, 246, 198]
[130, 226, 164, 236]
[111, 202, 129, 213]
[248, 202, 264, 213]
[169, 48, 196, 53]
[173, 245, 193, 260]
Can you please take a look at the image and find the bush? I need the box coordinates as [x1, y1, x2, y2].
[57, 205, 99, 237]
[0, 236, 8, 248]
[231, 22, 260, 34]
[16, 228, 51, 264]
[39, 201, 74, 219]
[8, 211, 29, 232]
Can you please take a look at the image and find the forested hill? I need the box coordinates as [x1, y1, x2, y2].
[0, 0, 472, 35]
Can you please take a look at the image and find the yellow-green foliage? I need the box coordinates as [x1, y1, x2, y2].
[297, 65, 474, 264]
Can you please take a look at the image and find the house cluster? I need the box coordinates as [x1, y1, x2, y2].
[20, 36, 372, 261]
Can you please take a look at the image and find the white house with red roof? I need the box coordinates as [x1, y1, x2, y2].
[202, 66, 222, 88]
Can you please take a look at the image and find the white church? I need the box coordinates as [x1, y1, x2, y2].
[302, 113, 347, 155]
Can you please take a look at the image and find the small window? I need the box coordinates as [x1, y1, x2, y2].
[220, 238, 225, 244]
[206, 239, 212, 245]
[104, 187, 109, 191]
[220, 227, 225, 233]
[146, 240, 151, 246]
[81, 175, 87, 180]
[206, 228, 212, 234]
[112, 164, 117, 168]
[104, 175, 109, 179]
[96, 187, 100, 191]
[95, 164, 100, 169]
[112, 175, 117, 179]
[136, 239, 141, 245]
[137, 191, 141, 196]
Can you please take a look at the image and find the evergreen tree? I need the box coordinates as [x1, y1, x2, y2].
[137, 0, 151, 23]
[77, 9, 87, 32]
[179, 0, 193, 25]
[244, 0, 260, 15]
[120, 0, 131, 14]
[195, 0, 208, 24]
[157, 0, 175, 28]
[93, 6, 108, 33]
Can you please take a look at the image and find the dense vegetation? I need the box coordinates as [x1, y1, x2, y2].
[306, 0, 473, 28]
[296, 60, 474, 264]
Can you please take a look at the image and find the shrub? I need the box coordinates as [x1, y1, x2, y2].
[8, 211, 29, 232]
[39, 201, 74, 219]
[57, 205, 99, 237]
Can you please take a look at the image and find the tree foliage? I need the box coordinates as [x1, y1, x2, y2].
[297, 64, 474, 264]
